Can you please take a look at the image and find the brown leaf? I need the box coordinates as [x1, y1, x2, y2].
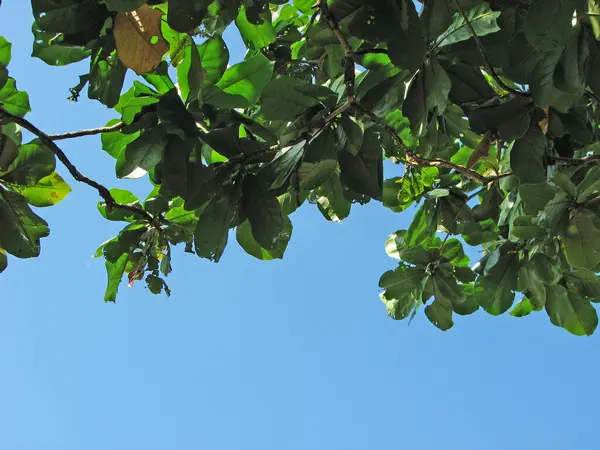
[467, 130, 494, 169]
[114, 5, 169, 75]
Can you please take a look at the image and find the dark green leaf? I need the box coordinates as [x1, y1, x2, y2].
[510, 127, 548, 184]
[403, 56, 451, 136]
[203, 53, 274, 108]
[436, 3, 500, 47]
[316, 174, 351, 222]
[167, 0, 210, 32]
[545, 285, 598, 336]
[236, 215, 292, 260]
[0, 187, 49, 258]
[194, 183, 240, 262]
[235, 6, 276, 50]
[116, 126, 168, 178]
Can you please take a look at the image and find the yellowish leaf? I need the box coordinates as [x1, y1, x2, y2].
[114, 5, 169, 75]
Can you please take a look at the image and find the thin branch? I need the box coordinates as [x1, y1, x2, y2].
[355, 102, 505, 184]
[318, 0, 353, 57]
[451, 0, 528, 97]
[318, 0, 355, 104]
[301, 9, 319, 40]
[549, 154, 600, 165]
[47, 121, 126, 141]
[0, 108, 155, 223]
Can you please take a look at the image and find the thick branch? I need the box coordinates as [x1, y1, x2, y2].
[451, 0, 528, 97]
[47, 121, 126, 141]
[0, 108, 155, 223]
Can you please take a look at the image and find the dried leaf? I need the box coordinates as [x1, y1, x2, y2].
[467, 130, 494, 168]
[114, 6, 169, 75]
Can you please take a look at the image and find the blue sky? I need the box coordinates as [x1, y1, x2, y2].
[1, 3, 599, 450]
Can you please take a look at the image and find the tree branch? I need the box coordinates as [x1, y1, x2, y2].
[0, 108, 155, 223]
[318, 0, 355, 104]
[47, 121, 126, 141]
[451, 0, 528, 97]
[549, 154, 600, 165]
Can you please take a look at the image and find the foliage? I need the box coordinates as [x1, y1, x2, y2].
[0, 0, 599, 335]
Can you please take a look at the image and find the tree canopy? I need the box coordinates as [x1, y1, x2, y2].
[1, 0, 599, 335]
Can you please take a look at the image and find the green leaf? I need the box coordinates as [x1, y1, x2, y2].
[386, 0, 425, 70]
[104, 252, 129, 302]
[425, 300, 454, 330]
[576, 165, 600, 202]
[0, 36, 11, 67]
[204, 53, 274, 108]
[177, 36, 229, 102]
[0, 187, 49, 258]
[511, 215, 547, 240]
[0, 78, 31, 117]
[338, 127, 383, 199]
[31, 23, 90, 66]
[518, 182, 555, 215]
[474, 248, 519, 315]
[379, 264, 427, 319]
[545, 285, 597, 336]
[260, 76, 320, 121]
[421, 0, 452, 42]
[101, 120, 139, 158]
[267, 141, 306, 190]
[31, 0, 109, 34]
[510, 127, 548, 184]
[97, 188, 141, 222]
[436, 3, 501, 48]
[405, 199, 438, 246]
[562, 211, 600, 270]
[564, 270, 600, 299]
[167, 0, 211, 32]
[523, 0, 575, 51]
[157, 89, 199, 139]
[510, 297, 538, 317]
[88, 51, 127, 108]
[20, 172, 71, 207]
[1, 140, 55, 185]
[116, 126, 168, 178]
[242, 175, 285, 250]
[194, 183, 240, 262]
[403, 56, 451, 136]
[236, 215, 292, 261]
[235, 6, 276, 50]
[317, 174, 351, 222]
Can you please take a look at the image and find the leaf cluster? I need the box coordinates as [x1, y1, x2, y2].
[0, 0, 599, 335]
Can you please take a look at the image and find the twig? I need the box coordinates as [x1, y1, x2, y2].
[549, 154, 600, 165]
[0, 108, 155, 223]
[355, 103, 504, 184]
[318, 0, 353, 57]
[47, 121, 126, 141]
[318, 0, 355, 103]
[451, 0, 528, 97]
[302, 10, 319, 40]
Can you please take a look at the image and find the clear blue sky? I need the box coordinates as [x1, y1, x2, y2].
[1, 3, 598, 450]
